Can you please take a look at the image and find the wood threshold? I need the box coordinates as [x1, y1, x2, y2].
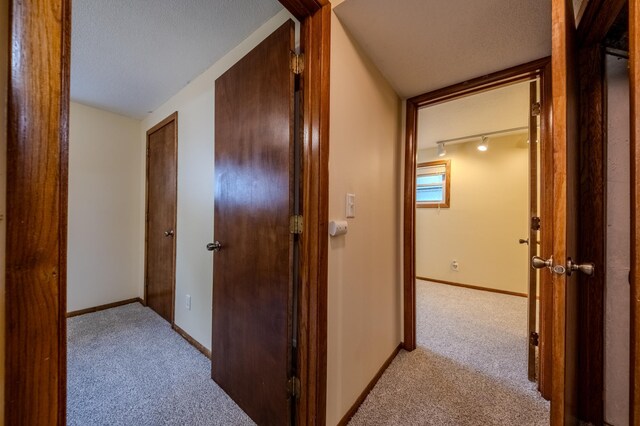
[66, 298, 143, 318]
[417, 276, 528, 298]
[172, 323, 212, 360]
[337, 343, 402, 426]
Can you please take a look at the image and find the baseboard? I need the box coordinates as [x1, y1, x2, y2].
[66, 297, 143, 318]
[172, 323, 211, 359]
[337, 343, 403, 426]
[417, 276, 527, 298]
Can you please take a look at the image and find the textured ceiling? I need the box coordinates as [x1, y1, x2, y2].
[71, 0, 284, 118]
[418, 81, 531, 150]
[334, 0, 551, 99]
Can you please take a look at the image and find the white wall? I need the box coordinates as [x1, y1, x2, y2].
[139, 9, 293, 350]
[327, 11, 402, 425]
[604, 53, 630, 426]
[0, 0, 7, 420]
[67, 102, 143, 312]
[416, 134, 529, 294]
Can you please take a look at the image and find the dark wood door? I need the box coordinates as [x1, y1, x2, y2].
[145, 113, 178, 324]
[550, 0, 579, 423]
[212, 21, 295, 425]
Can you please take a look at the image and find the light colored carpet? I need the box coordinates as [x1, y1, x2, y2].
[348, 281, 550, 425]
[67, 303, 254, 426]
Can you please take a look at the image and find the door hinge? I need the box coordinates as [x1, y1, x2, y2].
[291, 53, 304, 75]
[532, 102, 541, 116]
[290, 215, 303, 234]
[531, 216, 541, 231]
[530, 331, 540, 347]
[287, 376, 301, 399]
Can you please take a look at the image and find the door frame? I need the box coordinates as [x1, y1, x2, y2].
[4, 0, 331, 425]
[628, 0, 640, 424]
[402, 57, 554, 398]
[144, 112, 178, 324]
[573, 0, 628, 423]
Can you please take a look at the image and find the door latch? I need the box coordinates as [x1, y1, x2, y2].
[206, 241, 222, 252]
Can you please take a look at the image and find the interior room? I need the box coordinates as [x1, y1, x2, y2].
[66, 1, 297, 424]
[3, 0, 638, 425]
[412, 80, 549, 422]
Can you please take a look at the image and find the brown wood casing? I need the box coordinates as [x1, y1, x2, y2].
[281, 2, 332, 424]
[630, 0, 640, 424]
[576, 44, 606, 425]
[5, 0, 71, 424]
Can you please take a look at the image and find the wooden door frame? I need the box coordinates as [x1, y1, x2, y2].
[629, 0, 640, 424]
[144, 112, 178, 324]
[573, 0, 627, 424]
[5, 0, 330, 424]
[402, 57, 554, 398]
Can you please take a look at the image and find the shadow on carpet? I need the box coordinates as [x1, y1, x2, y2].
[67, 303, 255, 426]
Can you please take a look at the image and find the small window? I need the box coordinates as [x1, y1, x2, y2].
[416, 160, 450, 208]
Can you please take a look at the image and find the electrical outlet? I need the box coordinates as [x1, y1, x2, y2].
[451, 260, 459, 271]
[186, 294, 191, 310]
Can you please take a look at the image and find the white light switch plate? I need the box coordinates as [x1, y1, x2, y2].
[346, 193, 355, 218]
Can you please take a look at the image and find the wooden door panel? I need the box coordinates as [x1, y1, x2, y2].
[145, 114, 178, 323]
[212, 20, 295, 426]
[551, 0, 579, 423]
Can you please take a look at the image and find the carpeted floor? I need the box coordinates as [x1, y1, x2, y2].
[67, 303, 254, 426]
[348, 280, 550, 425]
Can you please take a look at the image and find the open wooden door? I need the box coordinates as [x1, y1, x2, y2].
[546, 0, 592, 423]
[211, 20, 296, 425]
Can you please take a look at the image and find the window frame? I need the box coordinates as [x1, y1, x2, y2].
[416, 159, 451, 208]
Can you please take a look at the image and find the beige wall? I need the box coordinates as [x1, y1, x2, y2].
[416, 134, 529, 294]
[604, 54, 630, 426]
[0, 0, 8, 421]
[327, 11, 402, 425]
[140, 10, 293, 350]
[68, 102, 143, 312]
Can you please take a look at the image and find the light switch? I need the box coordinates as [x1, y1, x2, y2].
[346, 193, 355, 218]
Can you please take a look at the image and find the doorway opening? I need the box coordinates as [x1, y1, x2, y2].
[415, 75, 549, 420]
[403, 58, 554, 422]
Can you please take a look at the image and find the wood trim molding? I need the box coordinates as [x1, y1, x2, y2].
[403, 58, 551, 357]
[408, 57, 551, 108]
[577, 0, 626, 46]
[576, 44, 606, 425]
[629, 0, 640, 423]
[277, 1, 331, 424]
[279, 0, 328, 20]
[538, 60, 554, 401]
[172, 323, 212, 359]
[66, 298, 142, 318]
[417, 277, 528, 298]
[5, 0, 71, 424]
[336, 344, 402, 426]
